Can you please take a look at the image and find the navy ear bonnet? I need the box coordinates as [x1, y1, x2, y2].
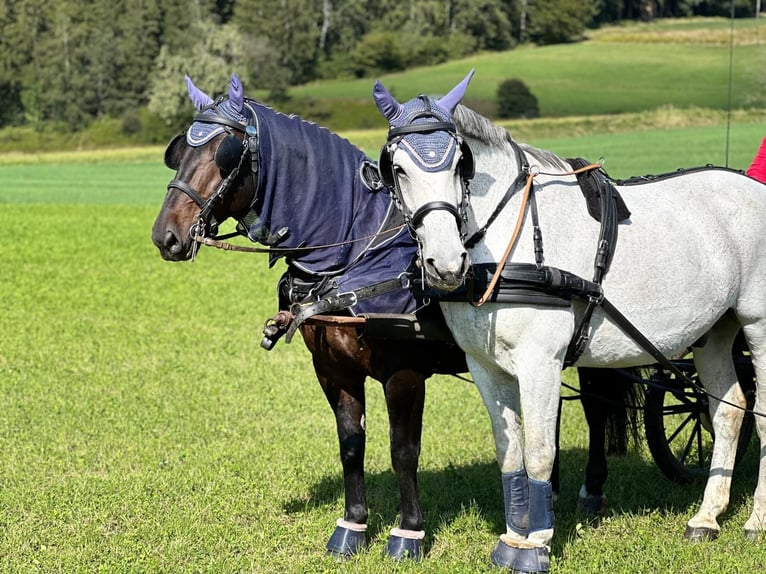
[186, 99, 254, 147]
[379, 96, 474, 187]
[387, 96, 458, 173]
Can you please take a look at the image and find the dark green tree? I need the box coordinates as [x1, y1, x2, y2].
[233, 0, 323, 85]
[496, 78, 539, 118]
[0, 0, 25, 125]
[527, 0, 598, 44]
[452, 0, 515, 51]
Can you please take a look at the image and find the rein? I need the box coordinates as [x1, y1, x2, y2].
[194, 223, 407, 255]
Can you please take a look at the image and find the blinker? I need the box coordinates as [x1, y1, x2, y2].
[164, 133, 185, 170]
[215, 134, 245, 175]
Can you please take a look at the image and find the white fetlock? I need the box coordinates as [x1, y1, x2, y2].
[390, 528, 425, 540]
[336, 518, 367, 532]
[500, 534, 537, 549]
[744, 512, 766, 533]
[527, 528, 553, 551]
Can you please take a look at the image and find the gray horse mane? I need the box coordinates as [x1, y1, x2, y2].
[453, 105, 569, 170]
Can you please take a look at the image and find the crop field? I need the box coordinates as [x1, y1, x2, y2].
[2, 116, 766, 573]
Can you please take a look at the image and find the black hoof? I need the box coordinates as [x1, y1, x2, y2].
[326, 525, 366, 558]
[490, 539, 550, 572]
[683, 525, 719, 542]
[383, 534, 423, 562]
[577, 494, 607, 517]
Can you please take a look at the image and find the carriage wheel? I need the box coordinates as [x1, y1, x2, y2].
[643, 344, 755, 484]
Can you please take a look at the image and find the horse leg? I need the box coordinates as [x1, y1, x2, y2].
[488, 354, 561, 572]
[516, 356, 561, 568]
[741, 321, 766, 538]
[685, 315, 744, 541]
[315, 367, 370, 557]
[576, 367, 610, 516]
[464, 356, 549, 573]
[381, 369, 427, 561]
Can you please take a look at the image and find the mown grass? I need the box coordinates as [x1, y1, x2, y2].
[3, 111, 761, 181]
[271, 17, 765, 131]
[588, 15, 765, 45]
[289, 39, 765, 119]
[2, 119, 766, 572]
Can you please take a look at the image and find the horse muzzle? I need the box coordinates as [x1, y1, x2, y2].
[152, 220, 194, 261]
[422, 250, 470, 292]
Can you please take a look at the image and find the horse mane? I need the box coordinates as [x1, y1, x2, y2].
[453, 104, 570, 170]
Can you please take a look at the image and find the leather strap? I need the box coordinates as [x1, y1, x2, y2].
[388, 121, 457, 138]
[285, 276, 407, 342]
[600, 297, 701, 390]
[193, 112, 249, 132]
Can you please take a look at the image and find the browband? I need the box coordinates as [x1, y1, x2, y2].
[387, 121, 457, 139]
[193, 112, 249, 132]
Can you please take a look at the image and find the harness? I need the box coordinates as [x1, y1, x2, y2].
[258, 202, 416, 349]
[166, 98, 430, 351]
[426, 158, 622, 366]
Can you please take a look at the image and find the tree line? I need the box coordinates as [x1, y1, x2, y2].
[0, 0, 756, 133]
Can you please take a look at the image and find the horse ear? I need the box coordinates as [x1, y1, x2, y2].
[229, 73, 244, 113]
[435, 69, 475, 115]
[185, 75, 214, 110]
[373, 80, 404, 123]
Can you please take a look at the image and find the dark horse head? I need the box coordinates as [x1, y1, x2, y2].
[152, 73, 418, 315]
[152, 75, 262, 261]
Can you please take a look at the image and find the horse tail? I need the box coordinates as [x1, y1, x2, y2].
[605, 370, 645, 455]
[577, 368, 645, 455]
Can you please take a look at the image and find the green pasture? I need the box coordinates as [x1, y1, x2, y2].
[2, 120, 766, 572]
[290, 40, 766, 119]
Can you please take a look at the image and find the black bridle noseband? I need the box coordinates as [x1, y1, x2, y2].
[166, 101, 260, 241]
[378, 97, 474, 240]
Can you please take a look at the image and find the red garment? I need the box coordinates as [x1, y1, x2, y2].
[747, 137, 766, 183]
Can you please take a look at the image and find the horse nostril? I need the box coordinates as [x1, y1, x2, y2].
[165, 230, 182, 255]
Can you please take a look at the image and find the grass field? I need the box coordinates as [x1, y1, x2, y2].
[2, 118, 766, 572]
[287, 19, 766, 120]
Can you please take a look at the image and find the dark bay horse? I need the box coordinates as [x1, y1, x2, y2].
[151, 74, 637, 562]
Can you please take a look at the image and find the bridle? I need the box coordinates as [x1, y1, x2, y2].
[165, 99, 260, 243]
[378, 96, 474, 239]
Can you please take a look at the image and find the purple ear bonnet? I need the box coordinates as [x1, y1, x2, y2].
[374, 70, 474, 174]
[391, 99, 457, 173]
[185, 74, 253, 147]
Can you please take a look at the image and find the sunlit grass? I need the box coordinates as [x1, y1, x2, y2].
[2, 110, 766, 571]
